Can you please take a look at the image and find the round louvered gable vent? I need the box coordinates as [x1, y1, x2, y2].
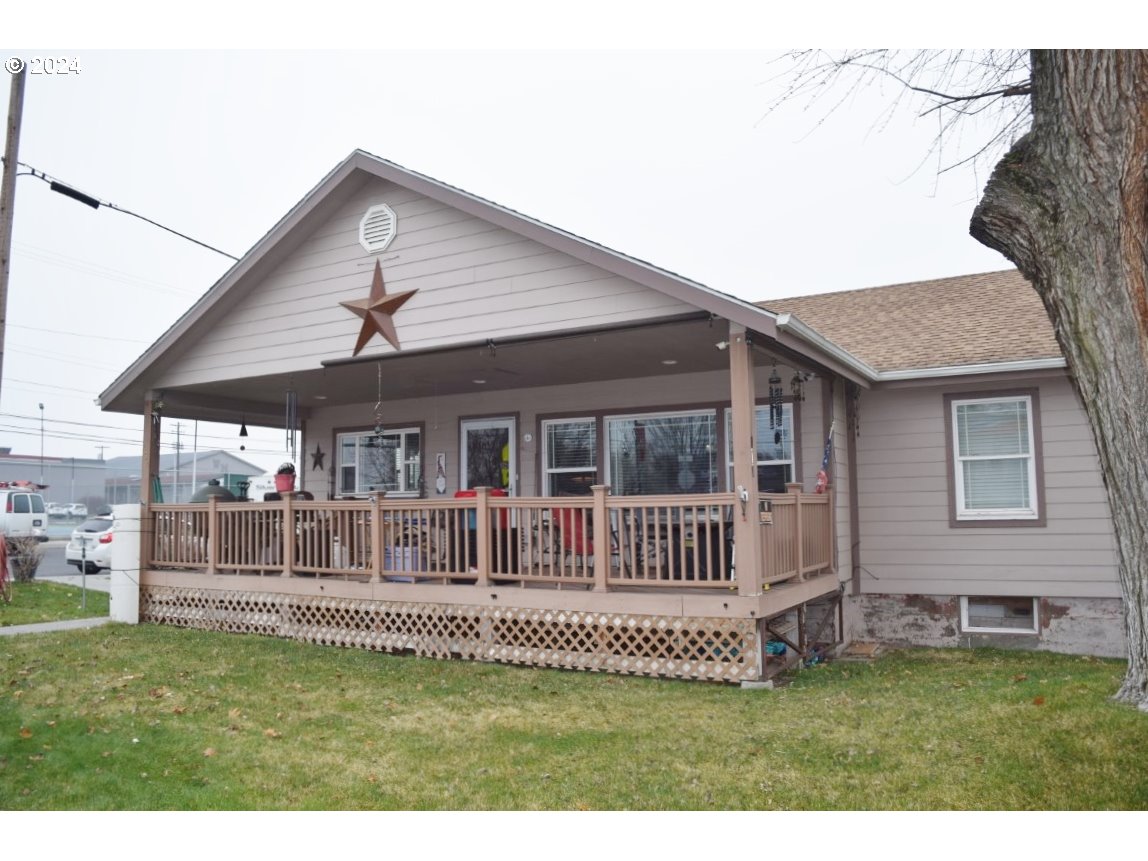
[359, 203, 398, 253]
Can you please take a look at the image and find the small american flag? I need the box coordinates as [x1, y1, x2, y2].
[814, 426, 833, 494]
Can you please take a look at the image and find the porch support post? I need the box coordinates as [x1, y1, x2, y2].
[728, 323, 763, 597]
[591, 484, 610, 592]
[138, 394, 162, 571]
[280, 495, 295, 578]
[206, 495, 219, 575]
[370, 495, 383, 583]
[788, 482, 805, 581]
[474, 487, 491, 587]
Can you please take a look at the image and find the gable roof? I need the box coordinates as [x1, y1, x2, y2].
[763, 269, 1065, 377]
[101, 149, 824, 415]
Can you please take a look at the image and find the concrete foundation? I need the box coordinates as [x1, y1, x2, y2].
[850, 593, 1125, 659]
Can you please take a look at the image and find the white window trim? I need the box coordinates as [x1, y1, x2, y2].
[541, 417, 597, 497]
[951, 394, 1039, 521]
[960, 596, 1039, 635]
[337, 426, 421, 498]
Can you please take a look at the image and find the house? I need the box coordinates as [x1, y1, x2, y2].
[104, 450, 267, 504]
[97, 150, 1124, 682]
[767, 271, 1122, 657]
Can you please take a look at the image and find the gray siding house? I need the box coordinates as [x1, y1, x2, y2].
[96, 151, 1124, 681]
[769, 271, 1122, 656]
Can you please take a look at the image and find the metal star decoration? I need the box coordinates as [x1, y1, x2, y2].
[311, 444, 325, 472]
[340, 260, 418, 355]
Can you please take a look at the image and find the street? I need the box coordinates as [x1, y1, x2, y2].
[28, 540, 111, 593]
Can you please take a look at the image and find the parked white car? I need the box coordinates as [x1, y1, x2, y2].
[67, 503, 88, 518]
[65, 515, 114, 573]
[47, 502, 69, 518]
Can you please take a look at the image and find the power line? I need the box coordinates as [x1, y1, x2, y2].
[17, 162, 240, 261]
[9, 321, 151, 344]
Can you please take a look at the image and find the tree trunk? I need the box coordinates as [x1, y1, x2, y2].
[971, 50, 1148, 710]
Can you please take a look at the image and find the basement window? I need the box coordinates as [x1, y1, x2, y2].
[960, 596, 1039, 635]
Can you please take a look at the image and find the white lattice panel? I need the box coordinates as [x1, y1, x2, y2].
[141, 586, 760, 683]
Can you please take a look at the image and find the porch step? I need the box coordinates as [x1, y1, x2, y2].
[837, 641, 882, 661]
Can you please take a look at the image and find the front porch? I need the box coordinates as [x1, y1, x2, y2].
[138, 487, 841, 682]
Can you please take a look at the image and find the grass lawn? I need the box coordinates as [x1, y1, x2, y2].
[2, 624, 1147, 810]
[0, 580, 110, 627]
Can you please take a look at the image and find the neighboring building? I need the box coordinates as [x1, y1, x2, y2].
[0, 448, 108, 508]
[104, 450, 266, 504]
[94, 151, 1124, 682]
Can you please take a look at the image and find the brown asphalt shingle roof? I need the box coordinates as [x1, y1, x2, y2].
[761, 269, 1063, 373]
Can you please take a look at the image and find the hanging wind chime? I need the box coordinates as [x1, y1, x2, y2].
[285, 388, 298, 464]
[373, 361, 386, 441]
[768, 366, 784, 429]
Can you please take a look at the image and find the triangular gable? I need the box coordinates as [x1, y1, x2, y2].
[154, 174, 702, 390]
[101, 151, 788, 413]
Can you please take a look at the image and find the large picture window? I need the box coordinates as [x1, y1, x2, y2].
[726, 404, 794, 493]
[948, 394, 1040, 522]
[337, 428, 421, 496]
[542, 418, 597, 496]
[606, 411, 717, 496]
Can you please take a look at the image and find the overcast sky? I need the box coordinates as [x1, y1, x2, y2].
[0, 14, 1061, 475]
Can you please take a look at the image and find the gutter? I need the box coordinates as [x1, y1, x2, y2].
[773, 313, 880, 380]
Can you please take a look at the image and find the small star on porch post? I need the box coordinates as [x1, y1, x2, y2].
[339, 260, 418, 355]
[311, 445, 326, 471]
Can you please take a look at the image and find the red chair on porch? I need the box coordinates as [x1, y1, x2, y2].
[551, 507, 593, 567]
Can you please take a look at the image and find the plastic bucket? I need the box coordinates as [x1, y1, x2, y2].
[274, 473, 295, 493]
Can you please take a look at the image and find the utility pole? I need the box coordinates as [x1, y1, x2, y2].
[0, 66, 27, 403]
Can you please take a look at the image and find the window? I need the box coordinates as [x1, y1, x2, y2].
[948, 393, 1041, 522]
[726, 404, 794, 493]
[961, 596, 1039, 634]
[606, 411, 718, 496]
[542, 418, 597, 496]
[337, 428, 421, 496]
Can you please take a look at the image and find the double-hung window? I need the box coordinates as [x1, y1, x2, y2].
[726, 404, 795, 493]
[542, 418, 598, 496]
[948, 393, 1040, 522]
[337, 427, 421, 496]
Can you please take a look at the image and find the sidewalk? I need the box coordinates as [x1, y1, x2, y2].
[1, 568, 114, 636]
[0, 616, 112, 636]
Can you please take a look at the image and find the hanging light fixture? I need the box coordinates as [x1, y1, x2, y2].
[239, 419, 249, 437]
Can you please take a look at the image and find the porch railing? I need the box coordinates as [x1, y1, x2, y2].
[147, 486, 833, 592]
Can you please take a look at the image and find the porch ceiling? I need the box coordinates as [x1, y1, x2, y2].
[145, 316, 817, 426]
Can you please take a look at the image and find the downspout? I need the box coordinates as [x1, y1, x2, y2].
[846, 384, 861, 597]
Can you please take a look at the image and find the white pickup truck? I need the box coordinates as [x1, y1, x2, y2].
[0, 481, 50, 545]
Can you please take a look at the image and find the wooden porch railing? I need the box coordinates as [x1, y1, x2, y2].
[147, 486, 833, 592]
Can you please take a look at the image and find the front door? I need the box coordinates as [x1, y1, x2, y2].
[460, 418, 516, 495]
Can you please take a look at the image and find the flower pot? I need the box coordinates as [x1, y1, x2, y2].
[274, 473, 296, 493]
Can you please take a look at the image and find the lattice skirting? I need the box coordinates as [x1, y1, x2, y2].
[141, 585, 762, 683]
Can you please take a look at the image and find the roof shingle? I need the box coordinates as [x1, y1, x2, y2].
[762, 269, 1062, 373]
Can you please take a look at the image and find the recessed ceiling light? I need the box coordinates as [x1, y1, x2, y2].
[661, 359, 678, 366]
[314, 395, 328, 400]
[473, 379, 486, 385]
